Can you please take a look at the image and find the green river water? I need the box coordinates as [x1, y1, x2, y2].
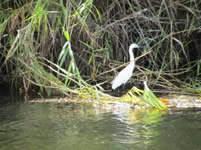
[0, 102, 201, 150]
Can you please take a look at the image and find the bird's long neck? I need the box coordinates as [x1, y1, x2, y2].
[129, 47, 134, 62]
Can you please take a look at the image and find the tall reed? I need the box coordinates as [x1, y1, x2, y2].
[0, 0, 200, 98]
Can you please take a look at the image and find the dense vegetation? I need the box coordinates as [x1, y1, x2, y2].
[0, 0, 200, 99]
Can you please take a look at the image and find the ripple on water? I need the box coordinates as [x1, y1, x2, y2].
[0, 102, 201, 150]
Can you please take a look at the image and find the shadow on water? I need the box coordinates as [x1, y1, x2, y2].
[0, 81, 24, 105]
[0, 102, 201, 150]
[0, 82, 11, 104]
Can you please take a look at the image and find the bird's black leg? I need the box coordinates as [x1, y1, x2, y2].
[122, 84, 126, 90]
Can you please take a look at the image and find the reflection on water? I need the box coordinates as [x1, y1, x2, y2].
[0, 102, 201, 150]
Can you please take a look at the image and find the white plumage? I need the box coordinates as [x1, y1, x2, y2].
[111, 43, 140, 90]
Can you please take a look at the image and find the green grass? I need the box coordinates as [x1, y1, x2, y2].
[0, 0, 200, 102]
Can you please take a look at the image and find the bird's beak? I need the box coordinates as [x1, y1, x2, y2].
[138, 45, 145, 48]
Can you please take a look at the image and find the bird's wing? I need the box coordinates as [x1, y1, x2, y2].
[111, 63, 135, 89]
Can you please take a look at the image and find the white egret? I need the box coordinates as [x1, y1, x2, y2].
[111, 43, 141, 90]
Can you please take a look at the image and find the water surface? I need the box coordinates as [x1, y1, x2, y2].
[0, 102, 201, 150]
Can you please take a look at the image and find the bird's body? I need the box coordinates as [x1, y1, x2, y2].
[111, 62, 135, 89]
[111, 43, 140, 90]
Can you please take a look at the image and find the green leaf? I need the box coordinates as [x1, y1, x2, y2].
[63, 28, 70, 41]
[142, 81, 167, 110]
